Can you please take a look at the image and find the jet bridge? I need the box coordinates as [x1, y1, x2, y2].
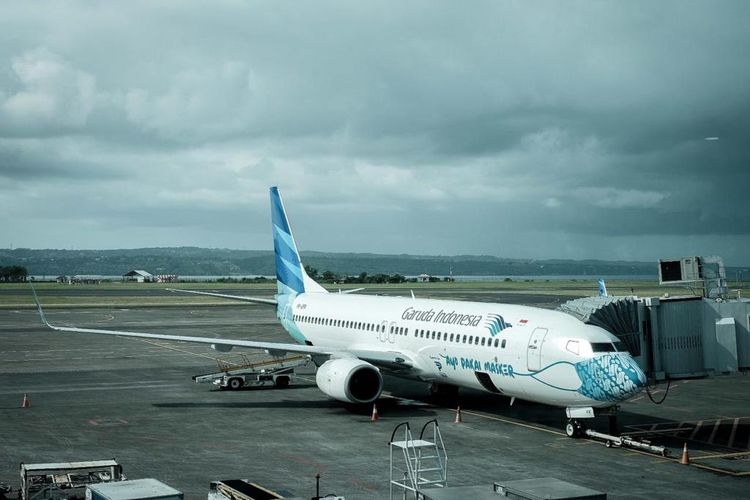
[559, 295, 750, 381]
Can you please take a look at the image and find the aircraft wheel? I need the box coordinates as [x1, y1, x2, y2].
[429, 382, 459, 401]
[565, 419, 584, 438]
[275, 376, 290, 388]
[227, 377, 243, 390]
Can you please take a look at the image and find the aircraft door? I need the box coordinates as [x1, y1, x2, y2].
[379, 322, 389, 342]
[388, 322, 397, 343]
[527, 327, 548, 371]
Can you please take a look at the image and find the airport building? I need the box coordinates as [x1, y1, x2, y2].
[122, 270, 154, 283]
[560, 256, 750, 381]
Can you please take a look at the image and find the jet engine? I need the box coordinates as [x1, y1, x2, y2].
[315, 358, 383, 404]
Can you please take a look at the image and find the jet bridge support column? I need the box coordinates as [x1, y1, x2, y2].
[645, 298, 665, 380]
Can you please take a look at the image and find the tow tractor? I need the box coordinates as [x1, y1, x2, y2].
[193, 354, 310, 390]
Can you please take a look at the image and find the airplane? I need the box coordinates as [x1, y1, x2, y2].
[33, 186, 647, 438]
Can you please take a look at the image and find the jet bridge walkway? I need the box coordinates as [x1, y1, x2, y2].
[559, 293, 750, 380]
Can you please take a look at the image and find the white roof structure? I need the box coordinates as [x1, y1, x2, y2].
[122, 270, 153, 278]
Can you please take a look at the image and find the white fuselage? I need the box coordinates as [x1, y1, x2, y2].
[280, 292, 646, 409]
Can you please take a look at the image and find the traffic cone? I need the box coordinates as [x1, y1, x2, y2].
[371, 404, 379, 422]
[454, 405, 463, 423]
[680, 443, 689, 465]
[21, 393, 30, 408]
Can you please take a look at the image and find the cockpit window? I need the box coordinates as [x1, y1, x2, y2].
[591, 342, 620, 352]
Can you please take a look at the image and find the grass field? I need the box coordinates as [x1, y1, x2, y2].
[3, 278, 747, 309]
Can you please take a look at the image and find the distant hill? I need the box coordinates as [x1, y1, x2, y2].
[0, 247, 659, 278]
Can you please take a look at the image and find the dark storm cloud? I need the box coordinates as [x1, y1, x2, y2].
[0, 1, 748, 263]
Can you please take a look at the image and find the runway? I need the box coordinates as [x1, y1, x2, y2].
[1, 290, 749, 498]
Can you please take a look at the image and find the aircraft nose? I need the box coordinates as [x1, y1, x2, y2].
[617, 353, 647, 399]
[575, 352, 648, 403]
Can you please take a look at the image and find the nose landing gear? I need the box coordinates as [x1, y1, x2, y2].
[564, 406, 620, 438]
[565, 419, 586, 438]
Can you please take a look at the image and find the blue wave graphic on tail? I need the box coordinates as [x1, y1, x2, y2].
[271, 187, 305, 295]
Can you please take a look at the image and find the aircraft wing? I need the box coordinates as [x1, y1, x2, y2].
[32, 288, 414, 370]
[349, 349, 420, 374]
[165, 288, 277, 305]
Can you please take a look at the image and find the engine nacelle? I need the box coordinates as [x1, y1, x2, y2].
[315, 358, 383, 404]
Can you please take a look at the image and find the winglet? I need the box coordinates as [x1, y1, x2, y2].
[598, 279, 608, 297]
[30, 283, 51, 327]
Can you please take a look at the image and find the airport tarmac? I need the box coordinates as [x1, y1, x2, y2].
[1, 289, 749, 498]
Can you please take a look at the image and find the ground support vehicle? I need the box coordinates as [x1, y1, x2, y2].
[193, 354, 310, 390]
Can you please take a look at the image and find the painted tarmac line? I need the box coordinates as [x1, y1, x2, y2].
[131, 338, 219, 361]
[708, 419, 721, 444]
[0, 383, 181, 395]
[452, 406, 749, 477]
[459, 409, 566, 436]
[689, 450, 750, 460]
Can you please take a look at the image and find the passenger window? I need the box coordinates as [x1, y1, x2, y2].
[481, 337, 486, 346]
[431, 332, 436, 340]
[501, 339, 506, 348]
[390, 326, 394, 334]
[493, 339, 499, 348]
[437, 332, 441, 340]
[449, 333, 454, 342]
[566, 340, 580, 355]
[420, 331, 425, 338]
[405, 328, 408, 336]
[462, 335, 467, 343]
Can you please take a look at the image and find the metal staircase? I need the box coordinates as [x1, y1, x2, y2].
[389, 420, 448, 499]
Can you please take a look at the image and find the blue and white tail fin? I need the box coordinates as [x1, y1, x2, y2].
[270, 187, 327, 295]
[598, 279, 608, 297]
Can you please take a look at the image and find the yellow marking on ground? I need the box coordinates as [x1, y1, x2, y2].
[687, 462, 750, 476]
[689, 450, 750, 460]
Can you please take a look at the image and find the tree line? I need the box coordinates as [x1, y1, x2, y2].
[0, 265, 28, 282]
[306, 266, 419, 284]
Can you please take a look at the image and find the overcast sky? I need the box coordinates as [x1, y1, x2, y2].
[1, 1, 748, 265]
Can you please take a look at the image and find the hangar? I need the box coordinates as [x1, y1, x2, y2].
[122, 270, 154, 283]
